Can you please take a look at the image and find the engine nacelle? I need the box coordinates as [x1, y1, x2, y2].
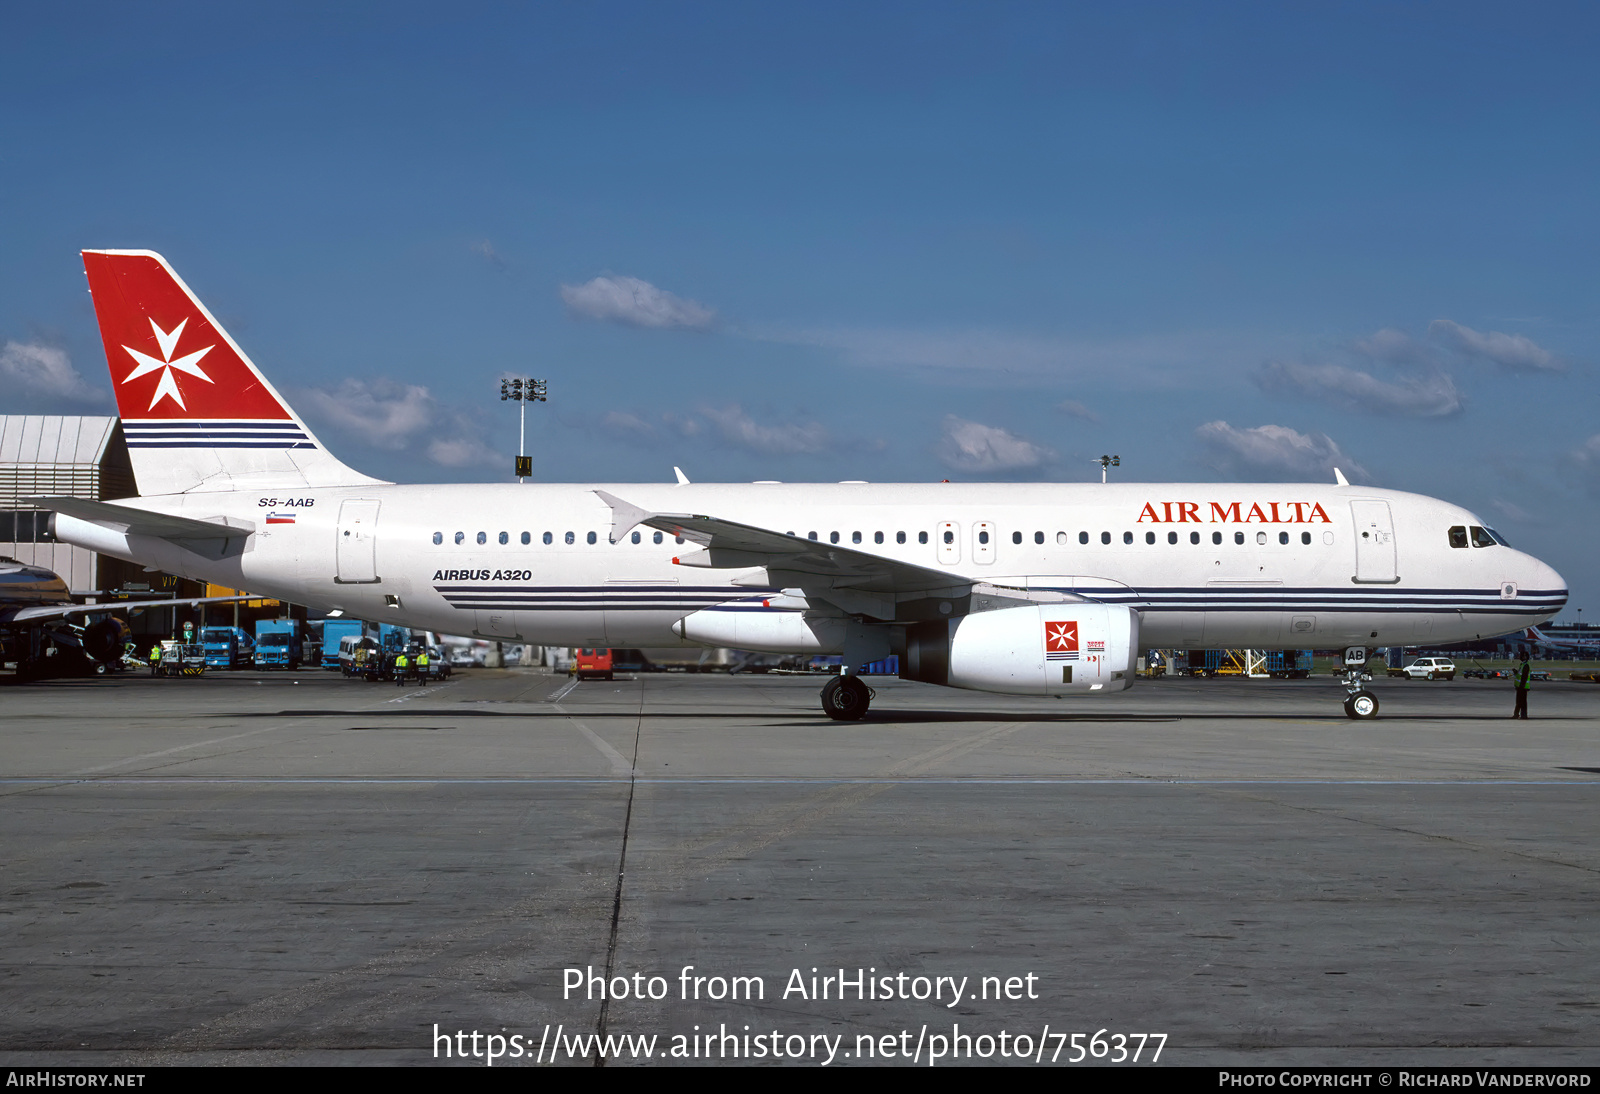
[900, 603, 1139, 695]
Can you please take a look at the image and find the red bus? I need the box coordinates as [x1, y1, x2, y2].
[574, 648, 613, 680]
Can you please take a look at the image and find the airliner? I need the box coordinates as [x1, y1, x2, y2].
[1, 556, 244, 678]
[35, 250, 1567, 719]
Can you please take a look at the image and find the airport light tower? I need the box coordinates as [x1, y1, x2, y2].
[1096, 454, 1120, 484]
[500, 377, 547, 483]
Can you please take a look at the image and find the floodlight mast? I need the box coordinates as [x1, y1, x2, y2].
[1096, 454, 1120, 484]
[499, 377, 548, 482]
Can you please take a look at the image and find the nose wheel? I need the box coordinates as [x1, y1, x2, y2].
[1343, 690, 1379, 719]
[821, 675, 871, 721]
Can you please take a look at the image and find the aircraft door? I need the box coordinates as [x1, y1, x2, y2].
[335, 499, 381, 584]
[937, 522, 961, 564]
[1350, 500, 1398, 584]
[972, 521, 996, 564]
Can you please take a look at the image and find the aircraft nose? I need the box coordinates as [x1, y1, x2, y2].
[1520, 552, 1567, 619]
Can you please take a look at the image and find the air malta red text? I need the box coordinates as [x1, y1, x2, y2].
[1136, 502, 1332, 524]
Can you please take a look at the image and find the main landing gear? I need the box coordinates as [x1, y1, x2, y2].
[821, 675, 871, 721]
[1337, 645, 1380, 720]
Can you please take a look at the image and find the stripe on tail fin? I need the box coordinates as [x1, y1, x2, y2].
[81, 250, 384, 496]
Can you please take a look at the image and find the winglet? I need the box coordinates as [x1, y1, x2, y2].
[1333, 467, 1349, 487]
[593, 490, 653, 544]
[673, 466, 691, 485]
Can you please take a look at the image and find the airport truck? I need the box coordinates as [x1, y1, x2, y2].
[253, 619, 303, 669]
[320, 619, 363, 669]
[200, 626, 254, 669]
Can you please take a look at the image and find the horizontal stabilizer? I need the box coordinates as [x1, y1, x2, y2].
[27, 496, 250, 541]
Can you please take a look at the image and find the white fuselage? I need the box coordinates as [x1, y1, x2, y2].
[57, 481, 1567, 653]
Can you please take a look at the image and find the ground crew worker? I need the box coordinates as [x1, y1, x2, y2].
[393, 650, 409, 685]
[416, 648, 429, 686]
[149, 644, 162, 677]
[1513, 652, 1531, 719]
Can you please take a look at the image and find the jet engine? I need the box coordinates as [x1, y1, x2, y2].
[898, 603, 1139, 695]
[80, 618, 126, 663]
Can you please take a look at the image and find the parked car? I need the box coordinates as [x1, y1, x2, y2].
[1402, 657, 1456, 681]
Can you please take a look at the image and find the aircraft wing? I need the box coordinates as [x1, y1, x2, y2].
[6, 594, 257, 626]
[595, 490, 974, 619]
[25, 497, 252, 540]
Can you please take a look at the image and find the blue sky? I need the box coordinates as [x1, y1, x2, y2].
[3, 2, 1597, 614]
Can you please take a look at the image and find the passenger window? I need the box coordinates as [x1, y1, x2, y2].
[1256, 532, 1267, 545]
[498, 531, 508, 545]
[808, 532, 818, 541]
[943, 530, 954, 545]
[587, 532, 597, 544]
[1302, 531, 1311, 545]
[1123, 531, 1133, 544]
[653, 532, 663, 544]
[830, 531, 840, 544]
[1470, 526, 1496, 548]
[852, 531, 862, 544]
[1279, 531, 1288, 545]
[919, 531, 928, 545]
[476, 531, 487, 545]
[1057, 532, 1067, 545]
[875, 531, 884, 544]
[1145, 531, 1155, 545]
[1034, 531, 1044, 544]
[1448, 526, 1468, 549]
[432, 532, 442, 545]
[1212, 532, 1222, 545]
[1012, 531, 1022, 545]
[543, 532, 553, 545]
[675, 534, 684, 545]
[1191, 531, 1200, 545]
[454, 532, 465, 545]
[896, 531, 906, 544]
[1101, 531, 1111, 545]
[521, 532, 530, 545]
[631, 531, 641, 544]
[978, 531, 989, 544]
[1079, 531, 1089, 545]
[1168, 531, 1177, 545]
[565, 531, 575, 545]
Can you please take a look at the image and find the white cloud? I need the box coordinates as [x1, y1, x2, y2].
[1354, 328, 1437, 367]
[298, 378, 497, 467]
[598, 410, 659, 443]
[1429, 320, 1562, 372]
[1057, 399, 1100, 423]
[936, 416, 1054, 473]
[1256, 360, 1463, 417]
[699, 404, 830, 455]
[427, 436, 499, 468]
[560, 276, 717, 330]
[0, 341, 105, 403]
[298, 378, 433, 448]
[1569, 434, 1600, 498]
[1195, 421, 1369, 482]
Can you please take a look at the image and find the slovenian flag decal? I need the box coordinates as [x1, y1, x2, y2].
[266, 512, 297, 525]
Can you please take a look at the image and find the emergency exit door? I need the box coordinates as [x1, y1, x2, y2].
[335, 499, 381, 583]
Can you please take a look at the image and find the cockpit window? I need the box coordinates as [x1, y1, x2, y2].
[1448, 526, 1468, 549]
[1470, 526, 1499, 548]
[1485, 527, 1510, 547]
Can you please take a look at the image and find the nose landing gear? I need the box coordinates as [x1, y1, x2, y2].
[1338, 646, 1379, 719]
[821, 675, 871, 721]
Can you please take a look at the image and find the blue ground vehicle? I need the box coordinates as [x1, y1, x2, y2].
[200, 626, 254, 669]
[254, 619, 303, 669]
[320, 620, 363, 669]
